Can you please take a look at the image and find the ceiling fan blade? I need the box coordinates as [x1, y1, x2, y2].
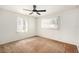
[23, 9, 32, 11]
[29, 12, 33, 15]
[37, 12, 41, 15]
[37, 10, 46, 12]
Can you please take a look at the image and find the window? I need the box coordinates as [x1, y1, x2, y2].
[17, 17, 28, 33]
[41, 17, 59, 29]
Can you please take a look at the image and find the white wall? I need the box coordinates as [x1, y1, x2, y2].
[37, 8, 79, 50]
[76, 10, 79, 51]
[0, 7, 79, 51]
[0, 9, 36, 44]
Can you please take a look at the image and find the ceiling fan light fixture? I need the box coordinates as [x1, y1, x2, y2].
[23, 5, 46, 15]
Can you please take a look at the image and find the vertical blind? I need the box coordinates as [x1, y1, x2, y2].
[17, 17, 28, 33]
[41, 18, 58, 29]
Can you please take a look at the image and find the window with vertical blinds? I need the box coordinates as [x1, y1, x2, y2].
[41, 18, 58, 29]
[17, 17, 28, 33]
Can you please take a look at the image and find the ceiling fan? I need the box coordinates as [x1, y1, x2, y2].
[23, 5, 46, 15]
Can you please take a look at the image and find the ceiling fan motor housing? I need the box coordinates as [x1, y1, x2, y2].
[33, 10, 38, 12]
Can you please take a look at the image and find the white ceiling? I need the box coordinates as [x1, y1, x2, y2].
[0, 5, 78, 17]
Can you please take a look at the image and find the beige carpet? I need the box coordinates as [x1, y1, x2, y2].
[0, 36, 78, 53]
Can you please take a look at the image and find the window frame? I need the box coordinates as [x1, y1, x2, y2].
[16, 16, 28, 33]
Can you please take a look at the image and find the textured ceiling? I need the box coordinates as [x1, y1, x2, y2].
[0, 5, 78, 17]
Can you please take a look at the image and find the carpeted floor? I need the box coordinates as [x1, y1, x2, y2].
[0, 36, 78, 53]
